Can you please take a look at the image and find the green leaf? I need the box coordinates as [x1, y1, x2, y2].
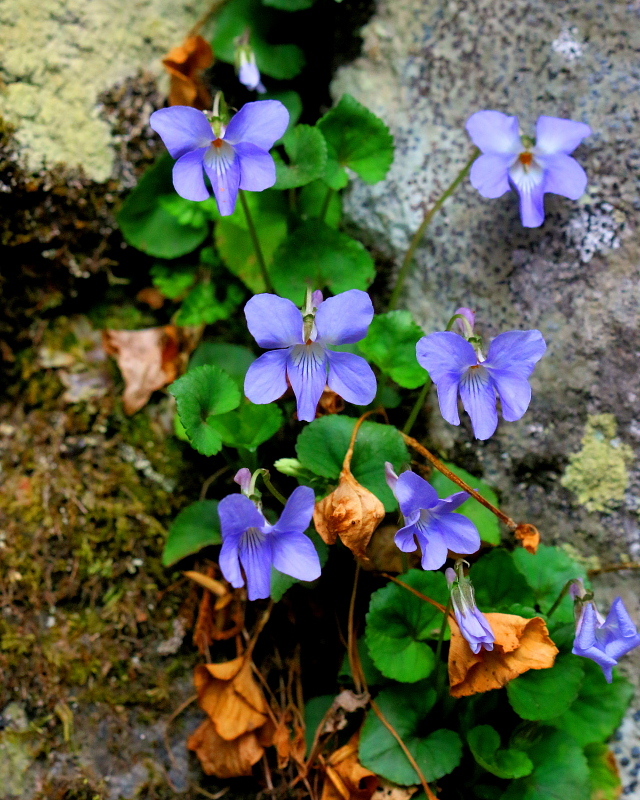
[359, 685, 462, 785]
[469, 549, 535, 612]
[254, 39, 305, 80]
[339, 637, 385, 687]
[263, 0, 315, 9]
[365, 569, 448, 682]
[189, 342, 255, 387]
[271, 220, 375, 301]
[296, 415, 408, 511]
[151, 262, 197, 300]
[271, 530, 328, 600]
[117, 155, 210, 258]
[584, 743, 622, 800]
[358, 311, 427, 389]
[169, 365, 241, 456]
[507, 654, 584, 721]
[215, 191, 288, 293]
[502, 728, 590, 800]
[209, 401, 284, 451]
[274, 125, 328, 189]
[548, 658, 634, 746]
[467, 725, 533, 780]
[162, 500, 221, 566]
[317, 94, 394, 185]
[512, 545, 588, 622]
[299, 180, 342, 228]
[176, 283, 244, 326]
[304, 695, 334, 756]
[430, 464, 502, 546]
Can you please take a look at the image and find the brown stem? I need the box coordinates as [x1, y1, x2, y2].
[343, 409, 385, 473]
[347, 563, 363, 694]
[246, 600, 274, 658]
[401, 433, 517, 530]
[383, 573, 453, 617]
[588, 562, 640, 576]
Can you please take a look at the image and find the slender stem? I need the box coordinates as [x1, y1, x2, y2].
[383, 573, 452, 617]
[259, 471, 287, 505]
[546, 578, 582, 620]
[402, 377, 432, 435]
[402, 433, 518, 530]
[388, 147, 480, 311]
[320, 186, 335, 222]
[588, 562, 640, 576]
[347, 563, 362, 694]
[433, 596, 452, 691]
[240, 190, 274, 293]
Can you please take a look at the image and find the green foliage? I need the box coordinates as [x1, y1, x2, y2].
[117, 155, 211, 258]
[150, 262, 197, 299]
[318, 94, 394, 187]
[263, 0, 315, 9]
[469, 549, 535, 611]
[176, 283, 244, 326]
[162, 500, 221, 566]
[299, 180, 342, 228]
[365, 569, 448, 682]
[274, 125, 328, 189]
[467, 726, 533, 780]
[209, 401, 284, 452]
[506, 654, 584, 721]
[548, 658, 634, 746]
[304, 695, 334, 756]
[270, 220, 375, 301]
[338, 638, 385, 687]
[430, 464, 502, 546]
[215, 191, 288, 293]
[296, 415, 408, 511]
[513, 545, 588, 622]
[502, 728, 590, 800]
[584, 743, 622, 800]
[169, 365, 241, 456]
[359, 685, 462, 785]
[358, 311, 427, 389]
[270, 530, 328, 601]
[189, 342, 255, 387]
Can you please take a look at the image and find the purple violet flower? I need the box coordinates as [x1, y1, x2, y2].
[218, 469, 321, 600]
[416, 326, 547, 440]
[385, 464, 481, 570]
[238, 57, 266, 93]
[446, 565, 496, 654]
[149, 98, 288, 215]
[244, 290, 377, 423]
[572, 592, 640, 683]
[466, 110, 592, 227]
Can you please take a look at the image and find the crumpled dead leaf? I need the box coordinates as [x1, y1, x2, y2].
[448, 613, 559, 697]
[103, 325, 199, 414]
[272, 710, 306, 769]
[321, 734, 380, 800]
[187, 655, 274, 778]
[162, 35, 214, 109]
[515, 523, 541, 554]
[317, 389, 345, 416]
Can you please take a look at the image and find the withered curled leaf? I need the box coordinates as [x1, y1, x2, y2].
[188, 721, 264, 778]
[515, 523, 541, 554]
[448, 613, 558, 697]
[321, 733, 380, 800]
[162, 35, 214, 109]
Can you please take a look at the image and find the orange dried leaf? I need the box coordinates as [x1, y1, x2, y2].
[272, 711, 306, 769]
[314, 468, 385, 560]
[194, 657, 269, 740]
[515, 523, 541, 554]
[162, 35, 213, 109]
[321, 734, 380, 800]
[318, 389, 346, 416]
[188, 719, 264, 778]
[448, 613, 559, 698]
[103, 325, 198, 414]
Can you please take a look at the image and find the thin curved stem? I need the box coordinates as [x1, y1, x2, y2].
[382, 573, 453, 617]
[240, 190, 274, 293]
[402, 377, 432, 435]
[388, 147, 480, 310]
[320, 186, 335, 222]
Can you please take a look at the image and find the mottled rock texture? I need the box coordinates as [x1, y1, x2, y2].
[332, 0, 640, 566]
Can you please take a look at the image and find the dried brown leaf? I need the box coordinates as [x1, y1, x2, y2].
[448, 613, 559, 697]
[162, 35, 214, 109]
[321, 734, 379, 800]
[515, 523, 541, 554]
[317, 389, 346, 416]
[188, 719, 264, 778]
[272, 711, 306, 769]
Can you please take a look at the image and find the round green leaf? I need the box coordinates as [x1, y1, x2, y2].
[209, 401, 284, 452]
[274, 125, 328, 189]
[502, 728, 590, 800]
[271, 220, 375, 301]
[162, 500, 221, 567]
[365, 569, 448, 682]
[296, 415, 408, 511]
[430, 463, 502, 546]
[507, 654, 585, 721]
[189, 342, 255, 387]
[299, 180, 342, 228]
[262, 0, 315, 9]
[548, 658, 634, 746]
[467, 725, 533, 780]
[317, 94, 394, 184]
[512, 545, 588, 622]
[469, 549, 535, 611]
[358, 311, 427, 389]
[359, 685, 462, 785]
[117, 155, 210, 258]
[169, 365, 241, 456]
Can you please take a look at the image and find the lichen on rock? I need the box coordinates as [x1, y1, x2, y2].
[561, 414, 634, 513]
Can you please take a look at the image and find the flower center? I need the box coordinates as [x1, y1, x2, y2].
[518, 151, 534, 170]
[212, 138, 225, 148]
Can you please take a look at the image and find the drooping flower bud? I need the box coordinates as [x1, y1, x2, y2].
[234, 31, 266, 93]
[446, 561, 495, 654]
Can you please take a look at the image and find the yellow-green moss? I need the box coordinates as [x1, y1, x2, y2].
[561, 414, 634, 513]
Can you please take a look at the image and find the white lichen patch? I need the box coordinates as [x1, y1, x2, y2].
[566, 202, 625, 263]
[551, 27, 585, 61]
[0, 0, 209, 181]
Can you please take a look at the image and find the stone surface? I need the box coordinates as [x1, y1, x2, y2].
[332, 0, 640, 567]
[0, 0, 209, 181]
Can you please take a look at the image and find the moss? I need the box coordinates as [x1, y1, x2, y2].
[561, 414, 634, 513]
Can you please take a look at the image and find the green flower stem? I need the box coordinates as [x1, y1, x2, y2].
[240, 190, 274, 293]
[546, 578, 583, 620]
[434, 596, 452, 691]
[320, 185, 335, 222]
[402, 377, 432, 436]
[388, 147, 480, 311]
[259, 470, 287, 505]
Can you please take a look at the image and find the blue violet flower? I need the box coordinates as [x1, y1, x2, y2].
[446, 564, 496, 654]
